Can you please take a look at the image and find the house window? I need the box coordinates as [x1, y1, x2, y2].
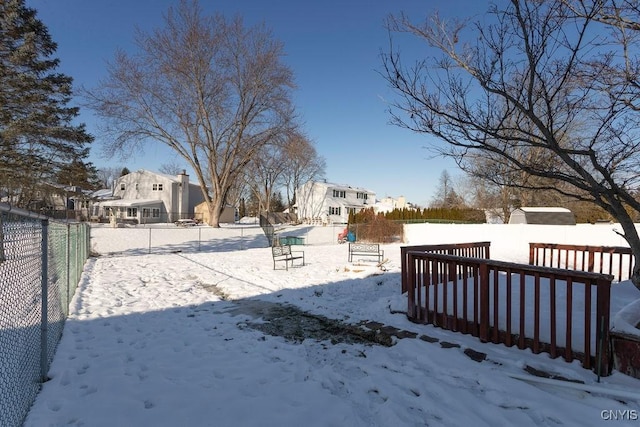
[152, 183, 164, 191]
[127, 208, 138, 217]
[356, 192, 368, 200]
[329, 207, 341, 215]
[332, 190, 346, 198]
[142, 208, 150, 218]
[120, 183, 125, 190]
[152, 208, 160, 218]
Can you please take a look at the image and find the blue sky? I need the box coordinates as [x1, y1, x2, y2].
[27, 0, 489, 207]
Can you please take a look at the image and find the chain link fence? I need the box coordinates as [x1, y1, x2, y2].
[0, 203, 89, 427]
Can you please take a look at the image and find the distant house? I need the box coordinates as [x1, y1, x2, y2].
[294, 181, 375, 224]
[91, 170, 205, 224]
[374, 195, 411, 214]
[508, 207, 576, 225]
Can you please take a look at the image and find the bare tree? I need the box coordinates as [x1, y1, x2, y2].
[85, 0, 295, 226]
[431, 170, 465, 208]
[381, 0, 640, 288]
[242, 130, 325, 214]
[159, 161, 186, 176]
[244, 144, 286, 214]
[280, 131, 326, 208]
[96, 166, 124, 189]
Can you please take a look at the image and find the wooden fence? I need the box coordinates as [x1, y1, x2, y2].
[404, 248, 614, 375]
[529, 243, 634, 282]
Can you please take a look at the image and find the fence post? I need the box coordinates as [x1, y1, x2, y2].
[479, 263, 490, 343]
[40, 218, 49, 382]
[66, 223, 72, 315]
[0, 215, 5, 263]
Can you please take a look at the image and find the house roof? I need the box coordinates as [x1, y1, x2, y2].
[92, 189, 114, 199]
[131, 169, 180, 182]
[309, 180, 374, 194]
[517, 207, 571, 213]
[331, 199, 370, 209]
[99, 199, 163, 207]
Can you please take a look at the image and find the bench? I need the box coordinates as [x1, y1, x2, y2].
[348, 243, 384, 263]
[272, 244, 305, 270]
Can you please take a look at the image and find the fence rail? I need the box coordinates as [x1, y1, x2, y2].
[529, 242, 634, 282]
[0, 203, 90, 427]
[403, 246, 614, 376]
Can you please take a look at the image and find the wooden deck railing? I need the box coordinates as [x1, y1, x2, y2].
[405, 250, 614, 375]
[529, 243, 634, 282]
[401, 242, 491, 293]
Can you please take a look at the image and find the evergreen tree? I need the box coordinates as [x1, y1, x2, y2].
[0, 0, 93, 208]
[56, 158, 101, 190]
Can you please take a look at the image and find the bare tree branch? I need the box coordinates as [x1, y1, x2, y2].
[381, 0, 640, 287]
[84, 0, 296, 226]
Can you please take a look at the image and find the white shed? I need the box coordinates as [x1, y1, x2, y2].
[508, 207, 576, 225]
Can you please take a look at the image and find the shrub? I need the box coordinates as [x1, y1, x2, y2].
[350, 208, 404, 243]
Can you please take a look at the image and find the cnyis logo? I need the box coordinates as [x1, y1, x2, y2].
[600, 409, 638, 421]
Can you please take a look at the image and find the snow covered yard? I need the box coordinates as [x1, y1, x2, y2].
[24, 223, 640, 426]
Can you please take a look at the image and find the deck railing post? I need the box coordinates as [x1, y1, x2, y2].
[479, 262, 490, 342]
[407, 252, 416, 319]
[529, 243, 535, 265]
[595, 278, 612, 376]
[588, 249, 595, 273]
[401, 246, 407, 293]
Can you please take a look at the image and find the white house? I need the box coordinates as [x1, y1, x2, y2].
[91, 170, 205, 224]
[374, 195, 409, 214]
[294, 181, 376, 224]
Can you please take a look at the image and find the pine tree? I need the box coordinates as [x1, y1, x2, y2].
[0, 0, 93, 209]
[56, 158, 101, 190]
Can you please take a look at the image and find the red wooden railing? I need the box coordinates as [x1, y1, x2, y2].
[405, 250, 614, 375]
[529, 243, 634, 282]
[401, 242, 491, 293]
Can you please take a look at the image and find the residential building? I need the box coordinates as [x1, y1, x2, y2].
[294, 181, 376, 224]
[374, 195, 409, 214]
[91, 169, 205, 224]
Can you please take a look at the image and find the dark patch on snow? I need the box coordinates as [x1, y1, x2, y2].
[524, 365, 584, 384]
[227, 300, 394, 346]
[464, 348, 487, 362]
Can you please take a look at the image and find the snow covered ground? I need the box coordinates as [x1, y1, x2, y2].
[24, 222, 640, 426]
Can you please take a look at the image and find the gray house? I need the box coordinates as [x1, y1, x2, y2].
[91, 170, 205, 224]
[508, 207, 576, 225]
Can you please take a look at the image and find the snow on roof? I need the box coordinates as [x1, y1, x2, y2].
[312, 180, 374, 194]
[99, 199, 163, 207]
[517, 207, 571, 213]
[92, 189, 113, 199]
[130, 169, 180, 182]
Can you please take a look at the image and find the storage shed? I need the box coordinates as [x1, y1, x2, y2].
[194, 202, 238, 224]
[508, 207, 576, 225]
